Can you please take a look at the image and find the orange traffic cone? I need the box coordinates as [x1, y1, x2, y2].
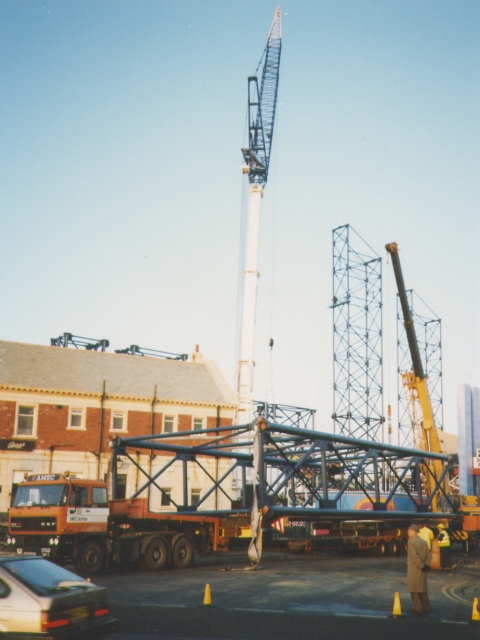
[388, 592, 405, 618]
[471, 597, 480, 623]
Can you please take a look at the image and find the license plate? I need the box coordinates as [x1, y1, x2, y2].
[69, 606, 89, 621]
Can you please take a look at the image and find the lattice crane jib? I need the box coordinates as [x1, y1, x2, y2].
[242, 7, 282, 187]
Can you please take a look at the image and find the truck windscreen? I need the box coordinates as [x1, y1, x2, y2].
[13, 484, 69, 507]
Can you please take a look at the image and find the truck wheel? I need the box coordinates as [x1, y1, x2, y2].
[172, 536, 194, 569]
[467, 533, 478, 555]
[142, 537, 169, 571]
[374, 540, 387, 557]
[75, 541, 105, 574]
[388, 539, 399, 556]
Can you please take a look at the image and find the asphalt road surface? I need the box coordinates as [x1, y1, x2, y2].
[96, 551, 480, 640]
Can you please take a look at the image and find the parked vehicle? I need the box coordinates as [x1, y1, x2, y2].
[7, 473, 221, 573]
[0, 555, 117, 639]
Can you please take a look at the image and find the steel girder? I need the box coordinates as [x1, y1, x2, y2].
[109, 421, 454, 522]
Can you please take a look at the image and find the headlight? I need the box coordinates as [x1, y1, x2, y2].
[49, 537, 60, 546]
[6, 537, 11, 544]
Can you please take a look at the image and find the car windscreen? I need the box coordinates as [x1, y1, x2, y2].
[1, 558, 91, 596]
[13, 484, 69, 507]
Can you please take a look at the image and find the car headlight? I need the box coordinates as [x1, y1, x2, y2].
[48, 537, 59, 546]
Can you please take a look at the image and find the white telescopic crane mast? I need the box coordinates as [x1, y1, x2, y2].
[237, 7, 282, 425]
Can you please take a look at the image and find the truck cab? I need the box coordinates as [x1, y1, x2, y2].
[7, 473, 109, 565]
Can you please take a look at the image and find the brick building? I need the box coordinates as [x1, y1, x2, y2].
[0, 340, 237, 516]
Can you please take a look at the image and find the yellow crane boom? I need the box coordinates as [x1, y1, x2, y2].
[385, 243, 448, 510]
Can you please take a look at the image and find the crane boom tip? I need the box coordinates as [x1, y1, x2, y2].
[385, 242, 398, 253]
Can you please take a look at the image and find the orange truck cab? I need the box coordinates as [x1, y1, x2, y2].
[7, 473, 109, 568]
[7, 473, 220, 574]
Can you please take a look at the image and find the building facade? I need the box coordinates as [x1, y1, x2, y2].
[0, 340, 237, 516]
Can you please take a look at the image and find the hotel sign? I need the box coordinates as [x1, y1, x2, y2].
[0, 439, 35, 452]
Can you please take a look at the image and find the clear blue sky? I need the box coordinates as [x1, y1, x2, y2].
[1, 1, 478, 437]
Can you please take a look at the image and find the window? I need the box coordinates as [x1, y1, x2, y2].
[161, 489, 172, 506]
[13, 485, 68, 507]
[69, 486, 89, 507]
[193, 418, 204, 432]
[17, 406, 35, 437]
[114, 475, 127, 500]
[191, 489, 201, 506]
[0, 578, 10, 598]
[11, 470, 32, 507]
[163, 416, 175, 433]
[92, 487, 108, 505]
[0, 558, 89, 597]
[111, 411, 126, 431]
[69, 408, 84, 429]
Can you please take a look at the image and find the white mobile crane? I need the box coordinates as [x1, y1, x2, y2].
[237, 7, 282, 425]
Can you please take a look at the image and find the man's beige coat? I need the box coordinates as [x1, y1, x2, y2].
[407, 534, 432, 593]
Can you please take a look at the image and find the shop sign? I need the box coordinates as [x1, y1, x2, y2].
[0, 439, 35, 452]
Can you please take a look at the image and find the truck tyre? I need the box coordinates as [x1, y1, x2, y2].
[467, 533, 478, 555]
[388, 539, 399, 556]
[374, 540, 387, 557]
[172, 535, 194, 569]
[142, 537, 169, 571]
[75, 541, 105, 574]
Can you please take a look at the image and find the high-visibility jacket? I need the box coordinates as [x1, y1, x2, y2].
[419, 526, 434, 550]
[438, 529, 450, 548]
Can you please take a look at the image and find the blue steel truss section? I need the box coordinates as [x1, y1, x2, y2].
[397, 290, 443, 448]
[254, 401, 316, 429]
[332, 225, 384, 441]
[110, 421, 454, 522]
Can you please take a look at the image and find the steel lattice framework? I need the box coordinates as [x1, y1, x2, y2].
[110, 421, 454, 521]
[397, 290, 443, 448]
[332, 225, 384, 441]
[254, 401, 316, 429]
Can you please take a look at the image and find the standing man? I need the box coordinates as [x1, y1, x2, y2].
[437, 523, 455, 570]
[407, 523, 432, 614]
[419, 523, 434, 550]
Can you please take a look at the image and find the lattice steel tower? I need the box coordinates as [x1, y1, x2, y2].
[396, 290, 443, 448]
[332, 225, 384, 440]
